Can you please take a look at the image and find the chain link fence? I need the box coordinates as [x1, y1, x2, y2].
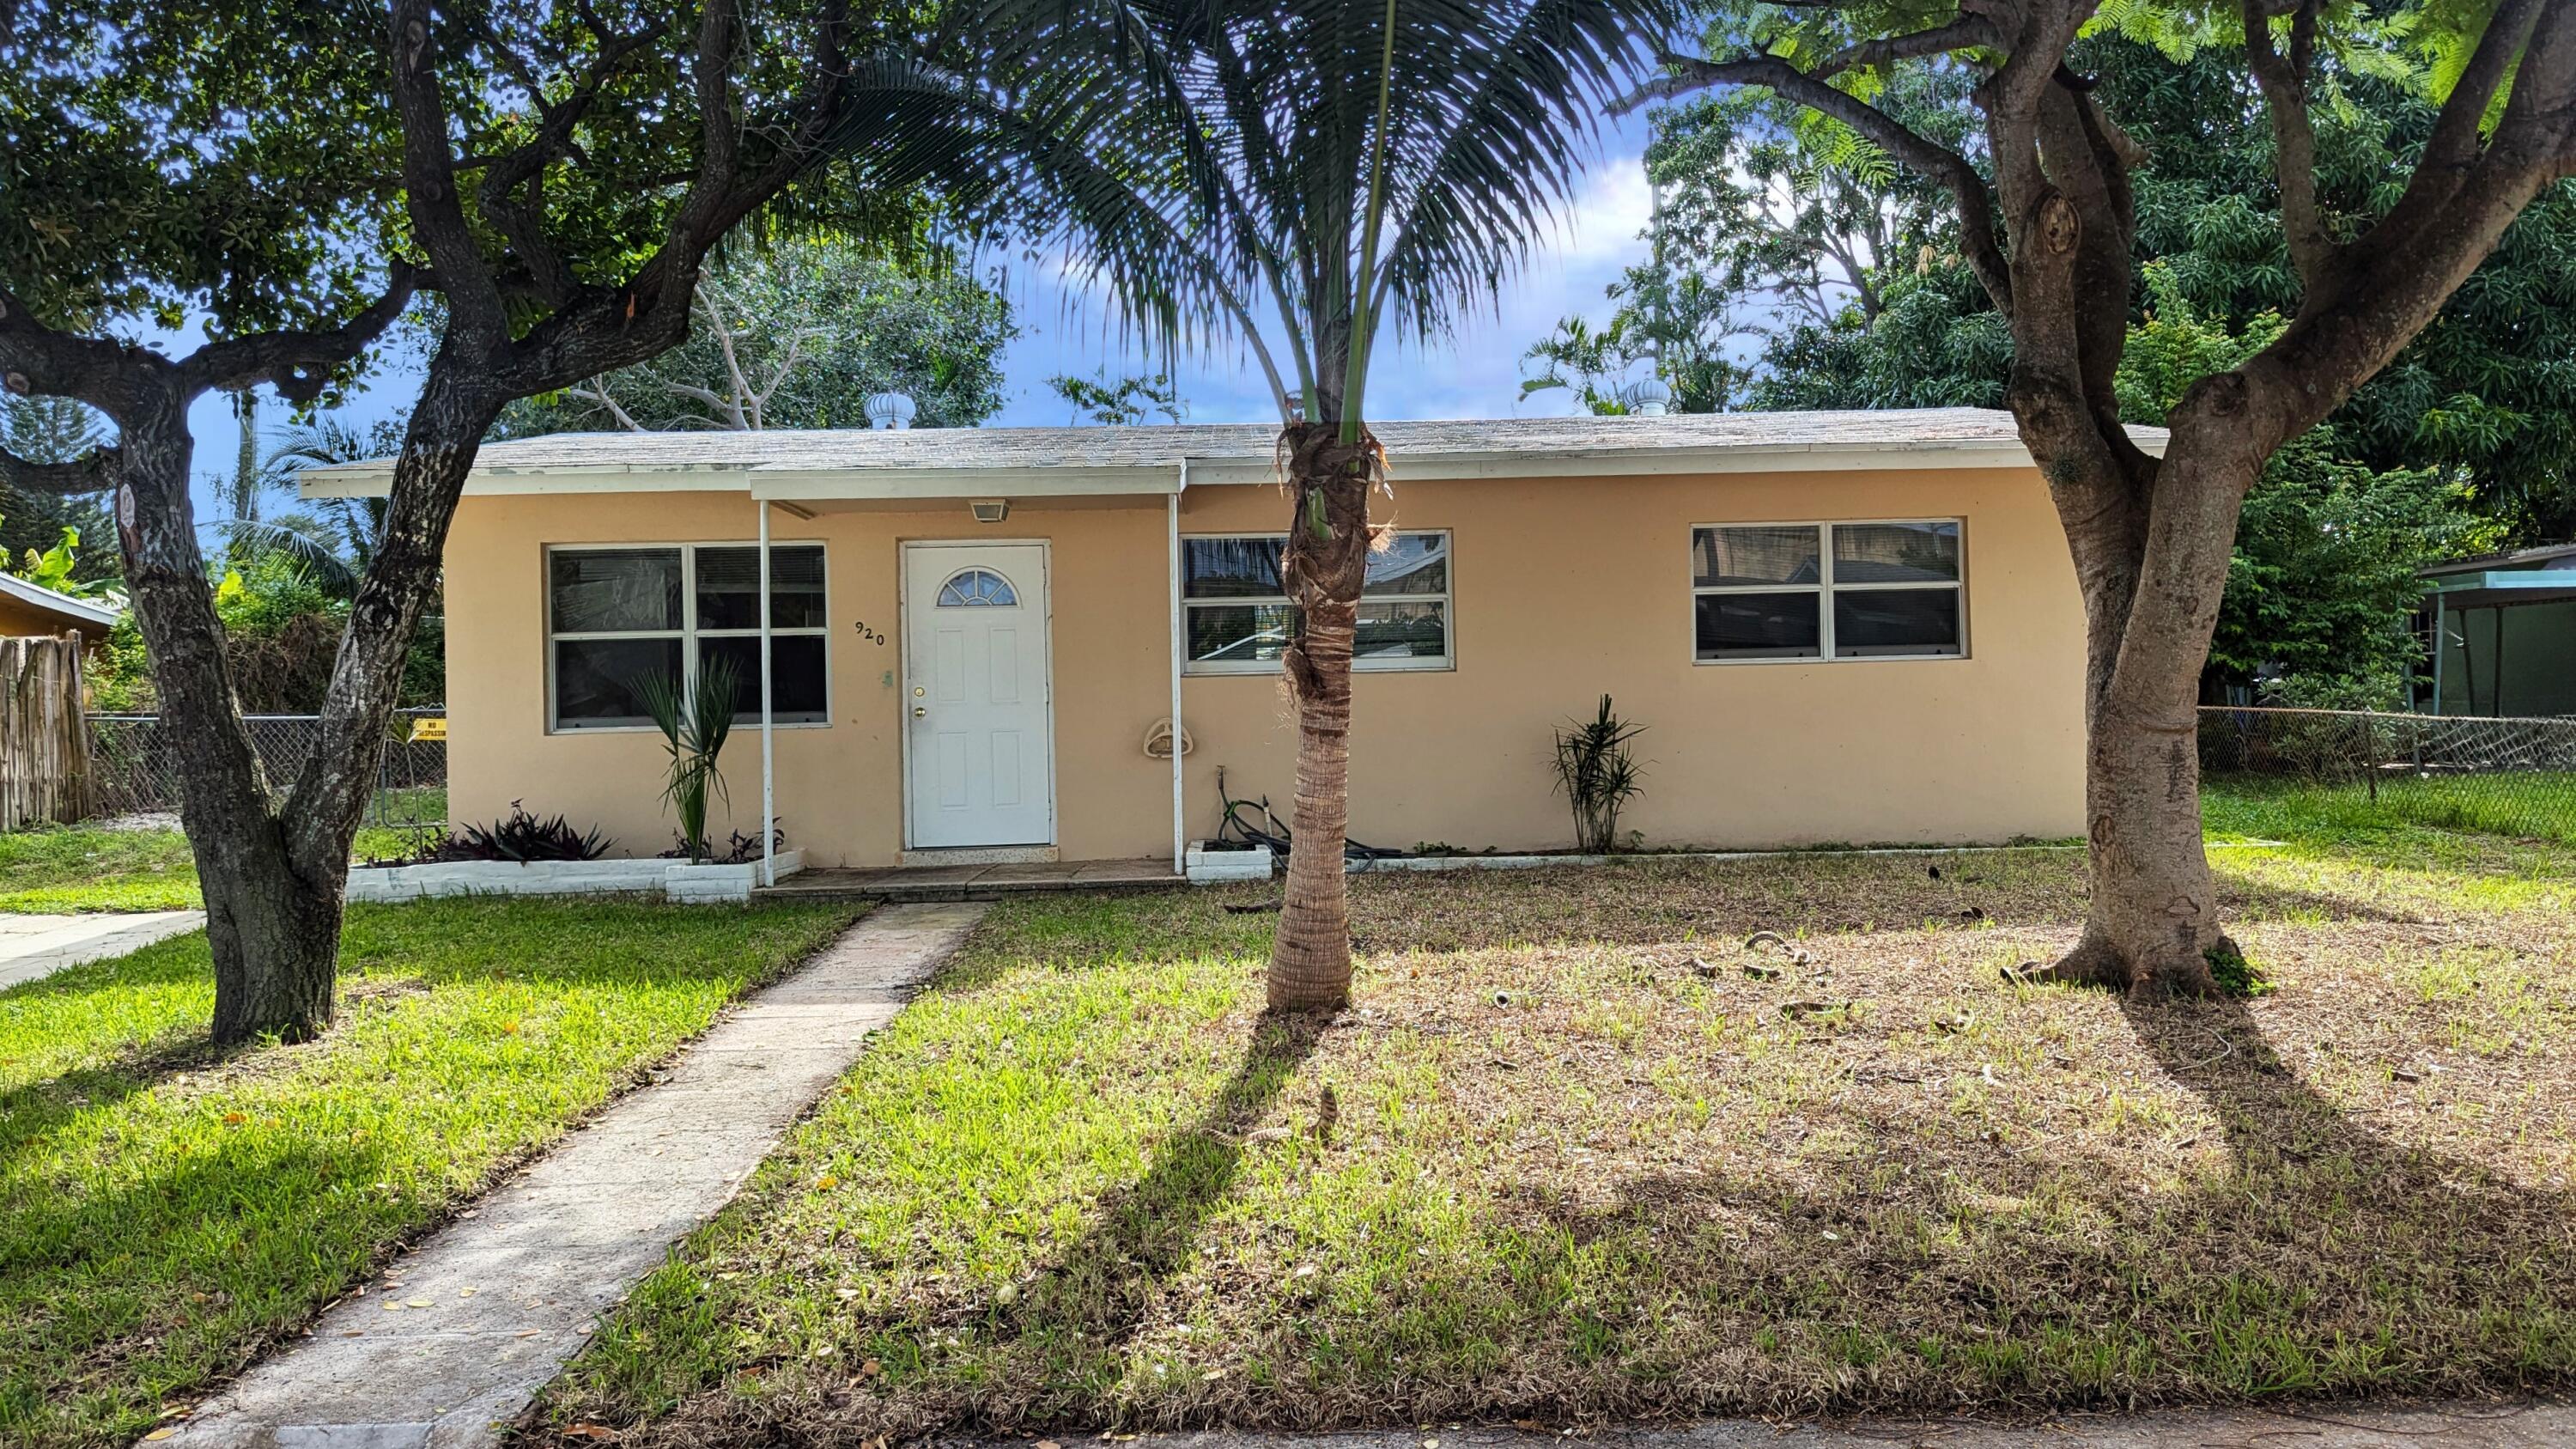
[86, 709, 447, 843]
[2199, 706, 2576, 841]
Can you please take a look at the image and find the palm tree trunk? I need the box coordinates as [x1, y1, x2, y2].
[1268, 422, 1378, 1012]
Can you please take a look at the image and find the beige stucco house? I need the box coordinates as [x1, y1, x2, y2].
[307, 409, 2138, 875]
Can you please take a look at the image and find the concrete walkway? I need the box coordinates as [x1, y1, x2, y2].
[1096, 1403, 2573, 1449]
[159, 900, 987, 1449]
[0, 910, 203, 989]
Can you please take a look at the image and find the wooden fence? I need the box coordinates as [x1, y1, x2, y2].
[0, 633, 96, 830]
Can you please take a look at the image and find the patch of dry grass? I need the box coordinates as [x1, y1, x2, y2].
[539, 843, 2576, 1443]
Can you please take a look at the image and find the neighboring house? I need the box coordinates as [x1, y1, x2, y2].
[2420, 543, 2576, 717]
[0, 571, 118, 642]
[305, 409, 2142, 870]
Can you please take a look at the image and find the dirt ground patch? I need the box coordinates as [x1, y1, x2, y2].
[538, 841, 2576, 1444]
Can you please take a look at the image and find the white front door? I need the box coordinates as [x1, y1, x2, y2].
[902, 542, 1054, 848]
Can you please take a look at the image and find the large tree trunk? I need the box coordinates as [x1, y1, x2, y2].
[110, 385, 349, 1042]
[2025, 395, 2265, 995]
[202, 833, 346, 1044]
[1638, 0, 2576, 1001]
[107, 364, 495, 1045]
[1267, 421, 1376, 1013]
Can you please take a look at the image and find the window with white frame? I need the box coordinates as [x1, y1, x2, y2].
[1182, 531, 1450, 673]
[1691, 521, 1963, 661]
[547, 543, 829, 730]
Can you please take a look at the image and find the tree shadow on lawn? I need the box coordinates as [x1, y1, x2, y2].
[1332, 855, 2436, 959]
[0, 1138, 400, 1440]
[1005, 1009, 1330, 1357]
[1480, 991, 2576, 1419]
[0, 898, 808, 1135]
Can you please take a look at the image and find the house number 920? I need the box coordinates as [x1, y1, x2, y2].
[852, 621, 886, 645]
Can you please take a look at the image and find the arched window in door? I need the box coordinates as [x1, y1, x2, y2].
[936, 568, 1018, 607]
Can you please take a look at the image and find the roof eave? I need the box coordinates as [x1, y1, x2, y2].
[306, 434, 2117, 500]
[0, 571, 120, 628]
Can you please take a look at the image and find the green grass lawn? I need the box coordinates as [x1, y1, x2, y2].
[2207, 770, 2576, 847]
[0, 817, 440, 914]
[0, 896, 859, 1448]
[538, 814, 2576, 1441]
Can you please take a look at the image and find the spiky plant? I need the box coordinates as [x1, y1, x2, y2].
[1552, 695, 1647, 855]
[922, 0, 1674, 1008]
[636, 655, 741, 862]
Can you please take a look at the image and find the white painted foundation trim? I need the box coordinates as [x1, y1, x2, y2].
[1185, 843, 1274, 885]
[1346, 840, 2289, 875]
[348, 850, 806, 904]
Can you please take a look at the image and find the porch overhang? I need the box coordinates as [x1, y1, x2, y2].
[2422, 571, 2576, 610]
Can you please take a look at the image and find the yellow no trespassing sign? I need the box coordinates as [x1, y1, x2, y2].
[408, 717, 448, 743]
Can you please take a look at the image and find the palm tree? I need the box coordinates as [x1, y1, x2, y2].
[947, 0, 1672, 1009]
[218, 416, 405, 592]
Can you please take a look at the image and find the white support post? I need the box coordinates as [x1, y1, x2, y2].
[758, 499, 777, 887]
[1169, 465, 1188, 877]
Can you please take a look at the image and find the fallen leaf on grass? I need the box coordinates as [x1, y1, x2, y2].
[561, 1426, 620, 1443]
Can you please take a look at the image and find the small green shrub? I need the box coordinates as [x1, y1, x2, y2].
[1552, 694, 1647, 854]
[422, 801, 611, 864]
[2205, 939, 2272, 997]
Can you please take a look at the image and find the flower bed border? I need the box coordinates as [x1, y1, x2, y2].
[347, 850, 805, 904]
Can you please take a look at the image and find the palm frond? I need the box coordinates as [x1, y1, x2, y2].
[926, 0, 1674, 425]
[831, 28, 1287, 405]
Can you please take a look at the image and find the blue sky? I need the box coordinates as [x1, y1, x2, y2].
[179, 120, 1655, 514]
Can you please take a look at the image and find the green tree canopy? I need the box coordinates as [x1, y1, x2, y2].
[497, 237, 1013, 435]
[1724, 35, 2576, 540]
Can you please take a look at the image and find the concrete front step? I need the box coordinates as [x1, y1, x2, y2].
[755, 856, 1181, 903]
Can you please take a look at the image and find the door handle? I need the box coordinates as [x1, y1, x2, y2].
[912, 705, 928, 719]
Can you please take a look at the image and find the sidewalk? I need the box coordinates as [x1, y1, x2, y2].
[0, 910, 203, 989]
[157, 900, 987, 1449]
[1066, 1402, 2571, 1449]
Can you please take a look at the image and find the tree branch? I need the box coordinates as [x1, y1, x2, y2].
[696, 287, 755, 428]
[2049, 78, 2156, 480]
[1620, 53, 2013, 314]
[1815, 16, 2001, 77]
[178, 265, 423, 404]
[567, 377, 647, 431]
[0, 281, 169, 415]
[2242, 0, 2334, 290]
[0, 442, 116, 496]
[389, 0, 506, 342]
[475, 13, 672, 309]
[2380, 0, 2549, 244]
